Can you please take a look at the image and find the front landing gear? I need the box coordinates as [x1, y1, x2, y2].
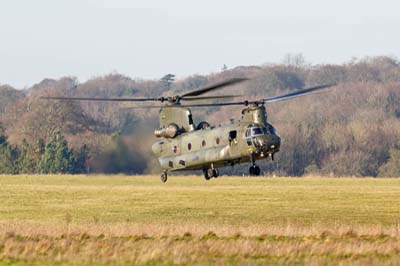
[249, 165, 261, 176]
[249, 154, 261, 176]
[204, 168, 219, 180]
[213, 169, 219, 178]
[160, 171, 168, 183]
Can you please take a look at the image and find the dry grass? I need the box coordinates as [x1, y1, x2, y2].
[0, 175, 400, 265]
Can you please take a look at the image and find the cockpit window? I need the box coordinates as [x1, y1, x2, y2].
[247, 124, 275, 137]
[252, 128, 263, 135]
[267, 124, 277, 135]
[262, 127, 268, 134]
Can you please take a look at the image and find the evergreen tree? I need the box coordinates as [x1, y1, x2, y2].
[75, 144, 89, 173]
[160, 74, 175, 90]
[18, 139, 38, 174]
[35, 139, 46, 172]
[36, 133, 88, 174]
[0, 133, 18, 174]
[38, 141, 56, 174]
[0, 124, 6, 145]
[53, 134, 75, 173]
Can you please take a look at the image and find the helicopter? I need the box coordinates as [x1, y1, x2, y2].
[43, 78, 335, 182]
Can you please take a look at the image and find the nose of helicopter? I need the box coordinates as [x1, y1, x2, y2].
[255, 134, 281, 153]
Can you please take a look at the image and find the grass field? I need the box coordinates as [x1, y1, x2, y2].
[0, 175, 400, 265]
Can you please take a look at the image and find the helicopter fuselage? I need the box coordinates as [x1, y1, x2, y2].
[151, 105, 281, 173]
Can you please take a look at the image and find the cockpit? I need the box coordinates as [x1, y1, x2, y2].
[245, 123, 280, 153]
[245, 124, 277, 138]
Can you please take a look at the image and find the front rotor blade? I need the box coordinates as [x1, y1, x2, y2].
[263, 83, 336, 103]
[181, 78, 248, 97]
[182, 95, 243, 101]
[123, 101, 248, 109]
[179, 101, 250, 108]
[41, 96, 161, 102]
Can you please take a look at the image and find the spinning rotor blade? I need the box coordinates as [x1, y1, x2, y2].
[175, 101, 248, 108]
[42, 78, 248, 103]
[147, 83, 338, 108]
[41, 96, 161, 102]
[181, 78, 248, 97]
[42, 81, 335, 109]
[122, 105, 163, 109]
[182, 95, 242, 101]
[42, 94, 242, 102]
[262, 83, 336, 103]
[123, 101, 246, 109]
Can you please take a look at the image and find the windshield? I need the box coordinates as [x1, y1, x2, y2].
[267, 124, 277, 135]
[252, 128, 263, 135]
[247, 124, 274, 137]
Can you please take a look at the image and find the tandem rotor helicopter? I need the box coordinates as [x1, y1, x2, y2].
[44, 78, 335, 182]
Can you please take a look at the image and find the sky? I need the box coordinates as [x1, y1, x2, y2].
[0, 0, 399, 88]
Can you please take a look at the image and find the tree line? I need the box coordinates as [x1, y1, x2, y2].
[0, 126, 88, 174]
[0, 55, 399, 176]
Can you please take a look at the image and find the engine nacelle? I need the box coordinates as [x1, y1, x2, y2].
[154, 123, 179, 138]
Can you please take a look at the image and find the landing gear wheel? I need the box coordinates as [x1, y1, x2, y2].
[249, 165, 261, 176]
[204, 169, 212, 180]
[204, 168, 220, 180]
[254, 165, 261, 176]
[207, 168, 215, 180]
[212, 168, 219, 178]
[160, 171, 168, 183]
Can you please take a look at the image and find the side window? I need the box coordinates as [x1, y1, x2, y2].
[228, 130, 237, 145]
[188, 114, 194, 125]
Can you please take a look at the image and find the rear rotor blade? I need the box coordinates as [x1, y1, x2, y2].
[181, 78, 248, 97]
[263, 83, 336, 103]
[41, 96, 161, 102]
